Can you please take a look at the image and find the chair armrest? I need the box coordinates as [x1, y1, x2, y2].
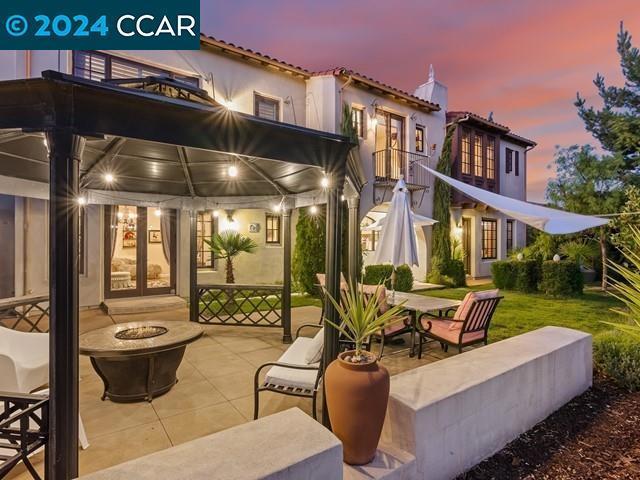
[254, 361, 321, 390]
[417, 312, 462, 333]
[295, 323, 323, 339]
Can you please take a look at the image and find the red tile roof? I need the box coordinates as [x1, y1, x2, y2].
[447, 111, 535, 147]
[313, 67, 440, 112]
[199, 35, 439, 112]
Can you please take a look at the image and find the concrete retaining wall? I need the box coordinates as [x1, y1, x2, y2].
[382, 326, 592, 480]
[77, 408, 343, 480]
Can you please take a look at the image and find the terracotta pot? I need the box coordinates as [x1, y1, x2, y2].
[324, 350, 390, 465]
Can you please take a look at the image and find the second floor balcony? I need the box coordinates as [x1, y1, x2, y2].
[373, 148, 432, 190]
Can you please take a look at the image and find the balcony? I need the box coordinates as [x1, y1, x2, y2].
[372, 148, 432, 190]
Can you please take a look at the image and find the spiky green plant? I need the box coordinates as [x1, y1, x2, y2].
[204, 230, 258, 283]
[560, 239, 599, 268]
[323, 284, 406, 362]
[604, 226, 640, 340]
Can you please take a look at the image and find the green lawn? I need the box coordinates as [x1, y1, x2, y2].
[419, 284, 623, 343]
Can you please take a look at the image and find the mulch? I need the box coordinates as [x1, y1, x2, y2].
[458, 373, 640, 480]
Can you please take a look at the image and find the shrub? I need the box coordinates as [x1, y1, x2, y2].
[594, 332, 640, 391]
[540, 260, 584, 297]
[515, 259, 542, 293]
[292, 208, 326, 294]
[363, 264, 413, 292]
[427, 259, 466, 288]
[491, 261, 517, 289]
[540, 260, 583, 297]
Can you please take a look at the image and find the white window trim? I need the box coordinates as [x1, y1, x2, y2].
[253, 91, 283, 122]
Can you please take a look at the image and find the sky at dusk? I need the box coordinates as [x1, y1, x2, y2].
[201, 0, 639, 202]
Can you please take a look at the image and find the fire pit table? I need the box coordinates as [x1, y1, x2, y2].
[80, 320, 203, 403]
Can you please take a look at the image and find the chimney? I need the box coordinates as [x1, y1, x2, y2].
[413, 64, 448, 111]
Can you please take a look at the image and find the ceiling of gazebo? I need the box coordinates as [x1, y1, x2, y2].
[0, 72, 358, 200]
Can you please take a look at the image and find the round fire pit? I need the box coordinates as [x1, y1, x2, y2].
[79, 320, 203, 403]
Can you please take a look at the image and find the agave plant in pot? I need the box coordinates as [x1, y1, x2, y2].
[323, 283, 406, 465]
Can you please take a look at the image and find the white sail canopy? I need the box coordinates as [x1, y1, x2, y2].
[417, 165, 608, 234]
[373, 178, 419, 267]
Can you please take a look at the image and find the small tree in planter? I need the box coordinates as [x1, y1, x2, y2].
[204, 230, 257, 284]
[323, 284, 406, 465]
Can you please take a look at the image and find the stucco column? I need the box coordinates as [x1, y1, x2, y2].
[47, 129, 85, 480]
[322, 174, 343, 428]
[281, 208, 292, 343]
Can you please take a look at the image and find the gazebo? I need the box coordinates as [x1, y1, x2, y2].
[0, 71, 362, 479]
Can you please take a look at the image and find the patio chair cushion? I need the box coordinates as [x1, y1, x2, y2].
[380, 315, 410, 336]
[359, 283, 389, 312]
[421, 318, 485, 344]
[0, 328, 49, 393]
[304, 328, 324, 364]
[265, 337, 319, 391]
[452, 289, 500, 325]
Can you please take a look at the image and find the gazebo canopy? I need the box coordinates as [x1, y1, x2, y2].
[0, 71, 358, 200]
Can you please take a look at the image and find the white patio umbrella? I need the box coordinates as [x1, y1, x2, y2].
[373, 178, 420, 291]
[362, 211, 437, 232]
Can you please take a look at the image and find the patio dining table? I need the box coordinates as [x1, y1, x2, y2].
[386, 291, 461, 357]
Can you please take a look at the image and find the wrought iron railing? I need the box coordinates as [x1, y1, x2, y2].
[0, 392, 49, 480]
[0, 295, 49, 332]
[196, 284, 285, 328]
[373, 148, 431, 187]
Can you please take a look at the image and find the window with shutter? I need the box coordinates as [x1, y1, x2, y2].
[254, 94, 280, 121]
[514, 151, 520, 176]
[505, 148, 513, 174]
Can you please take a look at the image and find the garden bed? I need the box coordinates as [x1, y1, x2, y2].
[459, 374, 640, 479]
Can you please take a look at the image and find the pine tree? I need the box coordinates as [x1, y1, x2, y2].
[575, 22, 640, 170]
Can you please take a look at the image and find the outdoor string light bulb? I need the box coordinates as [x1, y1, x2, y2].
[272, 203, 282, 213]
[76, 196, 87, 206]
[228, 165, 238, 177]
[321, 176, 329, 188]
[104, 173, 115, 183]
[310, 205, 318, 214]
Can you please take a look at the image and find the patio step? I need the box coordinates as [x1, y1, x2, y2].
[343, 442, 417, 480]
[102, 295, 186, 315]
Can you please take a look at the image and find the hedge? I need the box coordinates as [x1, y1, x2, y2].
[539, 260, 583, 297]
[427, 259, 466, 288]
[491, 259, 540, 292]
[594, 332, 640, 391]
[363, 264, 413, 292]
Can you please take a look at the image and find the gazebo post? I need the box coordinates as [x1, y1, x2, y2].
[321, 175, 343, 428]
[46, 129, 85, 480]
[189, 210, 198, 322]
[346, 196, 360, 286]
[282, 208, 292, 343]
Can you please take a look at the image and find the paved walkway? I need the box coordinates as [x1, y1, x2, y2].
[9, 305, 454, 479]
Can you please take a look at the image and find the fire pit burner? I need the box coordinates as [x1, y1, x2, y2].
[115, 326, 168, 340]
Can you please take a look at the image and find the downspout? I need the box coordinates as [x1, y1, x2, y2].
[338, 73, 354, 129]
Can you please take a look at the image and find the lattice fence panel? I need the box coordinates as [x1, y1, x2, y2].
[197, 284, 283, 327]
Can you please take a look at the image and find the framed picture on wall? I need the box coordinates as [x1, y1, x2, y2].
[148, 230, 162, 244]
[122, 229, 136, 248]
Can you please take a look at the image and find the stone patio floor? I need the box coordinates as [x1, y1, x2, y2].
[8, 305, 455, 479]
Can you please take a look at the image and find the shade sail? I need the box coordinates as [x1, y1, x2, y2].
[373, 178, 419, 266]
[418, 165, 608, 234]
[362, 212, 437, 231]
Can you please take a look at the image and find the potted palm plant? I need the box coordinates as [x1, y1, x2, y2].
[323, 283, 406, 465]
[204, 230, 257, 284]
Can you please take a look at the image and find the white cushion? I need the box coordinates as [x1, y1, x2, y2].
[264, 337, 319, 391]
[304, 328, 324, 365]
[0, 328, 49, 392]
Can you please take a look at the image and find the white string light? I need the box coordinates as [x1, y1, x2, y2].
[104, 173, 115, 183]
[227, 165, 238, 177]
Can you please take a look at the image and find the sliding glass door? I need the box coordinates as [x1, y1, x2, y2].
[104, 205, 176, 299]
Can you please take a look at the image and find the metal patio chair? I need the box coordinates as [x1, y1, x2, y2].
[416, 290, 503, 357]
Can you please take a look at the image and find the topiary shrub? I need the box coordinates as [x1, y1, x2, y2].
[515, 259, 541, 293]
[445, 259, 466, 287]
[540, 260, 583, 297]
[491, 261, 517, 289]
[394, 265, 414, 292]
[292, 208, 326, 294]
[594, 332, 640, 391]
[363, 264, 413, 292]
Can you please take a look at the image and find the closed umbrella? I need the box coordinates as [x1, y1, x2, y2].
[362, 211, 437, 232]
[373, 177, 420, 292]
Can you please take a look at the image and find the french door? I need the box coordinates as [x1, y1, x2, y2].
[374, 109, 405, 180]
[104, 205, 176, 299]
